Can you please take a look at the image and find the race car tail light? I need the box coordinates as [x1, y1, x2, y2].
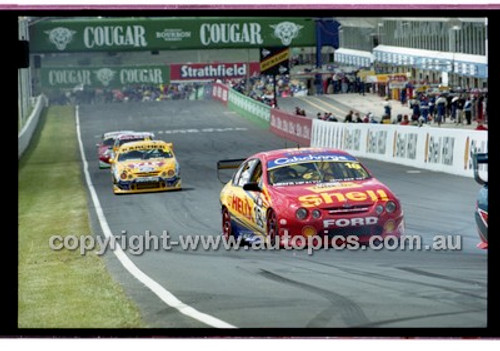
[312, 209, 322, 219]
[375, 204, 384, 215]
[302, 226, 317, 237]
[385, 201, 397, 213]
[296, 208, 308, 220]
[383, 220, 395, 233]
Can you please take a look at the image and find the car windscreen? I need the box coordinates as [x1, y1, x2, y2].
[117, 148, 172, 162]
[267, 161, 371, 186]
[103, 138, 115, 146]
[117, 137, 148, 147]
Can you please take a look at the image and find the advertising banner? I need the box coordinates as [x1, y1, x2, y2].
[40, 65, 170, 88]
[171, 62, 260, 81]
[30, 17, 316, 53]
[212, 83, 229, 106]
[227, 88, 271, 128]
[269, 109, 312, 146]
[311, 120, 488, 178]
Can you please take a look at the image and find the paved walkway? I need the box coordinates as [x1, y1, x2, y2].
[318, 93, 482, 130]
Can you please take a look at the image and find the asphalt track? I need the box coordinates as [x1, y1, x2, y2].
[78, 99, 487, 329]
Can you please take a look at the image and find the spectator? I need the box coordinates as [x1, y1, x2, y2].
[355, 112, 363, 123]
[475, 121, 488, 131]
[317, 112, 322, 120]
[383, 98, 392, 120]
[396, 114, 403, 123]
[344, 110, 354, 123]
[369, 113, 378, 124]
[363, 114, 370, 123]
[435, 94, 447, 126]
[400, 115, 410, 125]
[328, 114, 338, 122]
[411, 98, 420, 122]
[451, 96, 459, 121]
[323, 112, 329, 121]
[456, 95, 466, 124]
[464, 97, 472, 125]
[420, 97, 429, 123]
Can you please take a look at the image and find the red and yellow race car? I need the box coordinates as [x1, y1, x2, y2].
[96, 130, 134, 168]
[218, 147, 404, 248]
[110, 140, 181, 194]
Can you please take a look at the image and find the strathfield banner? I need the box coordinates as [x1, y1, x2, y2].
[170, 62, 260, 81]
[30, 17, 316, 53]
[40, 65, 170, 88]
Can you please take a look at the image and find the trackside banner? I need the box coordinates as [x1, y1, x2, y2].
[311, 120, 488, 178]
[30, 17, 315, 53]
[171, 62, 260, 81]
[212, 83, 229, 106]
[227, 88, 271, 128]
[40, 65, 170, 88]
[270, 109, 312, 146]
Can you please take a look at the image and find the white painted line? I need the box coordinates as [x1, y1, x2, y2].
[75, 106, 236, 329]
[406, 170, 422, 174]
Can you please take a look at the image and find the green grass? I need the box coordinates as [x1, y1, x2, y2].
[18, 105, 145, 328]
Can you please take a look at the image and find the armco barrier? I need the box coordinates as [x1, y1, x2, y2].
[227, 88, 270, 128]
[270, 109, 312, 146]
[311, 120, 488, 178]
[211, 83, 228, 106]
[18, 94, 48, 159]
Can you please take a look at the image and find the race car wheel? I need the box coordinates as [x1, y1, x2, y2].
[222, 207, 233, 241]
[266, 209, 279, 247]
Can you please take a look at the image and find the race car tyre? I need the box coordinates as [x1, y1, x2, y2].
[222, 207, 233, 242]
[266, 209, 279, 247]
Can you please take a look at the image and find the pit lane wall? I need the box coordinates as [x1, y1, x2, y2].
[18, 95, 49, 159]
[311, 120, 488, 178]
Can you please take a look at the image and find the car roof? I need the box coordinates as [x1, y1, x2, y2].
[115, 132, 155, 140]
[103, 130, 134, 139]
[117, 140, 173, 153]
[253, 147, 358, 163]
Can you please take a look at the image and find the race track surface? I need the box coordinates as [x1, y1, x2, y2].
[78, 99, 487, 329]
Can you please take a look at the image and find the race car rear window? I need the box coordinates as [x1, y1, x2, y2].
[103, 138, 115, 146]
[267, 161, 371, 186]
[118, 148, 172, 162]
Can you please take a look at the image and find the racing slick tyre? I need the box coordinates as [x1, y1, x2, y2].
[222, 207, 234, 245]
[266, 209, 280, 248]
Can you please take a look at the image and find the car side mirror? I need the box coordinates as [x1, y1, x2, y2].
[243, 182, 262, 192]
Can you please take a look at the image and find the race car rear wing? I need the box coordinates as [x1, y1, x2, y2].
[217, 158, 246, 183]
[472, 153, 488, 186]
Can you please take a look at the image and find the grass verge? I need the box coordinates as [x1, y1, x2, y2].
[18, 105, 145, 328]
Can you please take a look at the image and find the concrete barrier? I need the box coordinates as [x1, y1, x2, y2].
[18, 94, 48, 159]
[211, 83, 229, 106]
[311, 120, 488, 178]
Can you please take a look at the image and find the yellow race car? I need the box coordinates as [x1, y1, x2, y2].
[110, 140, 181, 194]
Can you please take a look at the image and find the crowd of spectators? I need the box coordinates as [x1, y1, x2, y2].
[46, 82, 208, 105]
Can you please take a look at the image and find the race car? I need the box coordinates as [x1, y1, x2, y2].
[111, 131, 155, 157]
[473, 153, 488, 249]
[110, 140, 181, 194]
[96, 130, 134, 168]
[218, 147, 404, 247]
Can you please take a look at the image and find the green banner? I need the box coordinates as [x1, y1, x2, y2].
[40, 65, 170, 88]
[29, 17, 316, 53]
[228, 89, 270, 128]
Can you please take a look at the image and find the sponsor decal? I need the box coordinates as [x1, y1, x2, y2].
[269, 21, 304, 46]
[305, 182, 362, 193]
[171, 62, 260, 80]
[268, 154, 356, 169]
[464, 136, 488, 170]
[95, 68, 116, 86]
[298, 189, 389, 208]
[366, 130, 387, 155]
[83, 25, 148, 48]
[393, 131, 418, 159]
[200, 22, 264, 46]
[425, 135, 455, 165]
[121, 144, 169, 152]
[45, 27, 76, 51]
[156, 28, 192, 41]
[324, 216, 378, 228]
[343, 128, 361, 151]
[231, 195, 253, 220]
